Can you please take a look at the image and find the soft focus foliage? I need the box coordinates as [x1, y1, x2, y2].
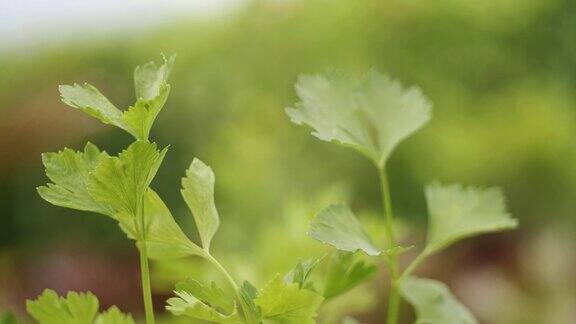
[26, 290, 134, 324]
[1, 0, 576, 323]
[424, 182, 518, 254]
[400, 277, 477, 324]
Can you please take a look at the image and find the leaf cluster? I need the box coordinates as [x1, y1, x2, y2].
[287, 71, 518, 323]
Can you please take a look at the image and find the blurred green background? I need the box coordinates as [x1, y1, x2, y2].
[1, 0, 576, 323]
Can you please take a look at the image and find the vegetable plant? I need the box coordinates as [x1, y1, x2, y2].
[285, 71, 518, 323]
[28, 56, 366, 324]
[26, 55, 518, 324]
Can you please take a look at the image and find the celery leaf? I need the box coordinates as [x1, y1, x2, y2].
[286, 71, 431, 166]
[425, 182, 518, 254]
[400, 277, 477, 324]
[308, 204, 380, 256]
[181, 158, 220, 251]
[255, 275, 323, 324]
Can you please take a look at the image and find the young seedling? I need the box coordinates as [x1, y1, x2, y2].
[31, 56, 374, 324]
[286, 71, 518, 323]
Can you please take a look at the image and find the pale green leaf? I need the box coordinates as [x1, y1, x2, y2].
[400, 277, 477, 324]
[255, 274, 324, 324]
[284, 258, 319, 289]
[117, 190, 204, 259]
[88, 141, 167, 218]
[26, 290, 98, 324]
[59, 84, 126, 130]
[134, 54, 175, 101]
[323, 252, 376, 300]
[308, 204, 380, 256]
[60, 55, 175, 140]
[37, 143, 114, 217]
[166, 291, 241, 323]
[27, 290, 133, 324]
[181, 158, 220, 251]
[425, 182, 518, 254]
[239, 280, 261, 322]
[286, 71, 431, 165]
[94, 307, 134, 324]
[174, 278, 235, 315]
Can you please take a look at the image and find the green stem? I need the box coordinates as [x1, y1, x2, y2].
[378, 166, 401, 324]
[205, 254, 256, 324]
[137, 193, 155, 324]
[139, 244, 155, 324]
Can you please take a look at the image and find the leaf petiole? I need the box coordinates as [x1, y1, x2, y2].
[378, 165, 401, 324]
[204, 253, 257, 324]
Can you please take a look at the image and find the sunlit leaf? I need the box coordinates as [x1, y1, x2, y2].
[400, 277, 477, 324]
[181, 158, 220, 251]
[59, 84, 126, 131]
[26, 290, 98, 324]
[323, 252, 376, 300]
[134, 54, 175, 101]
[286, 71, 431, 166]
[94, 306, 134, 324]
[60, 55, 175, 140]
[122, 85, 170, 141]
[425, 182, 518, 254]
[88, 141, 167, 218]
[117, 190, 204, 259]
[308, 204, 380, 256]
[37, 143, 114, 217]
[255, 275, 323, 324]
[166, 291, 240, 323]
[174, 278, 235, 315]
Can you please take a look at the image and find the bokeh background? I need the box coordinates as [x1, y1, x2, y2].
[1, 0, 576, 323]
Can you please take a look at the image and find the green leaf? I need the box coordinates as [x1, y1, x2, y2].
[181, 158, 220, 251]
[239, 281, 261, 322]
[134, 54, 175, 101]
[323, 252, 376, 300]
[255, 274, 324, 324]
[122, 85, 170, 141]
[60, 55, 175, 140]
[94, 307, 134, 324]
[88, 141, 167, 218]
[286, 71, 431, 166]
[284, 258, 319, 289]
[59, 84, 126, 131]
[400, 277, 477, 324]
[174, 278, 235, 315]
[37, 143, 114, 217]
[166, 291, 241, 323]
[308, 204, 380, 256]
[26, 290, 98, 324]
[117, 190, 204, 259]
[425, 182, 518, 254]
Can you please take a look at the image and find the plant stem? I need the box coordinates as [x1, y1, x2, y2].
[137, 193, 155, 324]
[378, 166, 401, 324]
[206, 254, 256, 324]
[206, 253, 239, 291]
[139, 244, 155, 324]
